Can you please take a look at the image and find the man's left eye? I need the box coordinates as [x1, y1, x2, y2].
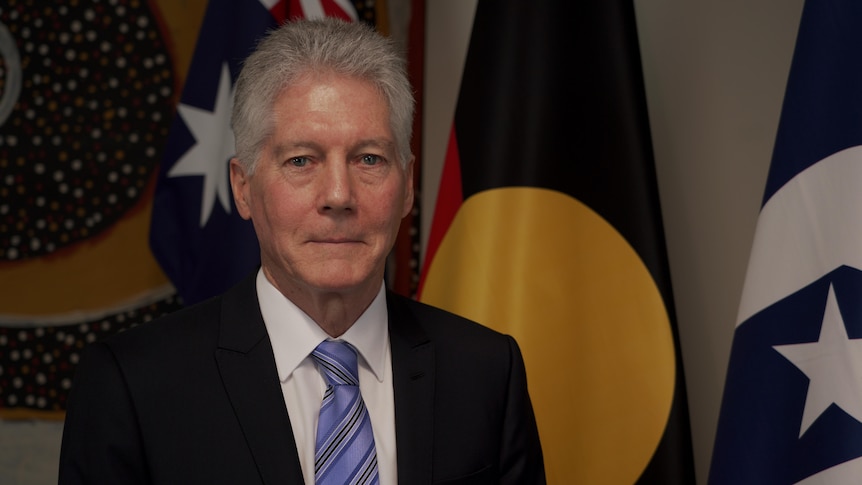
[289, 157, 309, 167]
[360, 154, 382, 165]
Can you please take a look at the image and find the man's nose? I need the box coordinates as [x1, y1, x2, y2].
[319, 161, 355, 212]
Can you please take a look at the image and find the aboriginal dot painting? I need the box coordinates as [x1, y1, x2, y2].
[0, 293, 183, 414]
[0, 2, 171, 259]
[0, 0, 191, 418]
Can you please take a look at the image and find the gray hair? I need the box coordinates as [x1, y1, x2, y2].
[231, 18, 415, 173]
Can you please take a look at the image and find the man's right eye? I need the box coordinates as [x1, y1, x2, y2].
[288, 157, 309, 167]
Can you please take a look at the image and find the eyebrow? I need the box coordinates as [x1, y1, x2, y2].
[271, 141, 322, 159]
[271, 138, 395, 159]
[354, 138, 396, 152]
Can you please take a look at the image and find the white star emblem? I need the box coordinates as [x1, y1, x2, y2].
[168, 62, 235, 227]
[774, 283, 862, 437]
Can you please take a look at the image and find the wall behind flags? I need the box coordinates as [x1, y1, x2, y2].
[423, 1, 804, 484]
[0, 0, 804, 483]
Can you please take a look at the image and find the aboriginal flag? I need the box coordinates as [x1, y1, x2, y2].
[418, 1, 696, 483]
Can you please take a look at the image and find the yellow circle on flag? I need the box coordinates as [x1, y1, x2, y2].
[421, 187, 676, 483]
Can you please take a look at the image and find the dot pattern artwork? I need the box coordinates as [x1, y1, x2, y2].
[0, 295, 184, 414]
[0, 0, 178, 416]
[0, 0, 175, 260]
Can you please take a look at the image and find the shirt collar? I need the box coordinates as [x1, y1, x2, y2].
[256, 269, 389, 383]
[339, 282, 389, 382]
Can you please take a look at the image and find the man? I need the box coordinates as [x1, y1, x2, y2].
[59, 18, 545, 484]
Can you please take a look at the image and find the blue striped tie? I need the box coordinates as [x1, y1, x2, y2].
[312, 340, 379, 485]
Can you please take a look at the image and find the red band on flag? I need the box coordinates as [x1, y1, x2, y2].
[418, 123, 463, 296]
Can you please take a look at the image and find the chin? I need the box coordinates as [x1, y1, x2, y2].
[305, 269, 378, 293]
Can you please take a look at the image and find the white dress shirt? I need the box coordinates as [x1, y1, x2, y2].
[256, 269, 397, 485]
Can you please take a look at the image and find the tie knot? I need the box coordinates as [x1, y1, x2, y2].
[312, 340, 360, 387]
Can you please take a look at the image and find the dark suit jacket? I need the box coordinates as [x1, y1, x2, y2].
[59, 273, 545, 484]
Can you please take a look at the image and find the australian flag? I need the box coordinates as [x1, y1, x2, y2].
[710, 0, 862, 483]
[150, 0, 361, 305]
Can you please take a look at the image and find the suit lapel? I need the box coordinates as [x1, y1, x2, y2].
[388, 292, 435, 485]
[215, 274, 304, 484]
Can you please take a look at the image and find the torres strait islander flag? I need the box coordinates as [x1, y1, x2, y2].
[418, 0, 695, 483]
[710, 0, 862, 483]
[149, 0, 363, 305]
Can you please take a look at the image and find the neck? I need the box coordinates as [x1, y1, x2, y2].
[307, 296, 366, 337]
[263, 268, 380, 337]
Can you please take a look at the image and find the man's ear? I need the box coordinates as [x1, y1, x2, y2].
[229, 158, 252, 220]
[402, 155, 415, 218]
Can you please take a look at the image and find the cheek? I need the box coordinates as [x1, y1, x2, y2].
[372, 188, 410, 231]
[251, 184, 297, 230]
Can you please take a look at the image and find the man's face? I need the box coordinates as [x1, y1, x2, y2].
[231, 72, 413, 300]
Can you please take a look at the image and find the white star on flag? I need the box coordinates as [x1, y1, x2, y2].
[774, 283, 862, 438]
[168, 62, 235, 227]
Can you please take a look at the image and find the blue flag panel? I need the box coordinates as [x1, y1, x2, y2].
[149, 0, 276, 305]
[711, 0, 862, 482]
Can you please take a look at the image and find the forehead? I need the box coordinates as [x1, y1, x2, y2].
[275, 73, 389, 128]
[266, 72, 396, 157]
[277, 71, 387, 114]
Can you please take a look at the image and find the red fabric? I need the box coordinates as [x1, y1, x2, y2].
[417, 124, 463, 297]
[270, 0, 287, 22]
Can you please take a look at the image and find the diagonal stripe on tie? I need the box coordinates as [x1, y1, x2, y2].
[312, 340, 380, 485]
